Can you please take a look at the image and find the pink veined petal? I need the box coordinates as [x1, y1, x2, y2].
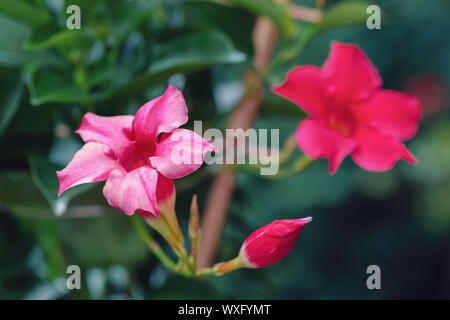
[296, 118, 356, 174]
[150, 129, 218, 179]
[132, 85, 189, 145]
[354, 90, 422, 140]
[103, 166, 159, 216]
[57, 142, 121, 196]
[323, 41, 382, 106]
[352, 127, 418, 172]
[76, 113, 134, 156]
[272, 65, 329, 117]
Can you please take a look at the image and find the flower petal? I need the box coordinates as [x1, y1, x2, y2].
[352, 128, 418, 172]
[355, 90, 421, 140]
[296, 118, 356, 174]
[57, 142, 121, 196]
[272, 66, 328, 117]
[76, 113, 134, 156]
[156, 173, 175, 209]
[150, 129, 218, 179]
[103, 166, 159, 216]
[323, 41, 382, 105]
[132, 85, 189, 144]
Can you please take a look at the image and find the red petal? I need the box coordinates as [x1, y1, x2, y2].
[352, 127, 418, 171]
[57, 142, 121, 196]
[323, 42, 381, 106]
[150, 129, 217, 179]
[132, 86, 188, 145]
[272, 65, 328, 117]
[296, 118, 356, 174]
[354, 90, 421, 140]
[76, 113, 134, 156]
[103, 166, 159, 216]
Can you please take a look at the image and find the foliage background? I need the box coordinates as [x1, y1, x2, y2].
[0, 0, 449, 299]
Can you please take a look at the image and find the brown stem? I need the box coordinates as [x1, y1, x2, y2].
[197, 17, 278, 269]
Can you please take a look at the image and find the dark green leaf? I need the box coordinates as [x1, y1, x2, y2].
[28, 155, 96, 216]
[0, 16, 30, 66]
[0, 0, 50, 27]
[0, 68, 24, 138]
[115, 31, 247, 97]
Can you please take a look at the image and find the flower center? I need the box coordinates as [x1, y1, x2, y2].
[119, 142, 155, 172]
[328, 110, 354, 136]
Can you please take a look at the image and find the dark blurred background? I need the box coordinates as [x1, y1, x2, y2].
[0, 0, 449, 299]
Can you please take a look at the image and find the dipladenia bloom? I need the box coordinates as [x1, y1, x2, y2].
[238, 218, 312, 269]
[273, 42, 421, 174]
[57, 86, 217, 218]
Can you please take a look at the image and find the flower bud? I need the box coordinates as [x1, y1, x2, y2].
[238, 217, 312, 268]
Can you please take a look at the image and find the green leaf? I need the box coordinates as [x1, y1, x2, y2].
[115, 31, 247, 97]
[27, 31, 246, 105]
[25, 28, 94, 52]
[107, 0, 161, 47]
[0, 0, 50, 27]
[317, 0, 372, 31]
[28, 155, 96, 216]
[0, 15, 30, 66]
[0, 68, 24, 138]
[227, 0, 295, 37]
[27, 67, 106, 106]
[181, 0, 254, 54]
[0, 171, 109, 219]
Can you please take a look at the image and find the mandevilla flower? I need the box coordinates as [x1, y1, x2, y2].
[273, 42, 421, 174]
[57, 86, 217, 218]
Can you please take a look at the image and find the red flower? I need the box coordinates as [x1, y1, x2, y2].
[273, 42, 421, 174]
[57, 86, 216, 217]
[238, 218, 312, 268]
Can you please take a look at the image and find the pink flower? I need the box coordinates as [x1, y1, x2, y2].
[57, 86, 217, 217]
[273, 42, 421, 174]
[238, 217, 312, 268]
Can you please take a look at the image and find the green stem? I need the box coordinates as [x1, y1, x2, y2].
[131, 215, 176, 271]
[267, 154, 314, 180]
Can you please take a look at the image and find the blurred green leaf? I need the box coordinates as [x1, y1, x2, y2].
[0, 68, 24, 138]
[0, 16, 30, 66]
[27, 31, 246, 105]
[0, 0, 50, 27]
[25, 28, 94, 53]
[182, 1, 254, 54]
[0, 171, 113, 219]
[27, 67, 106, 105]
[107, 0, 161, 47]
[115, 31, 247, 97]
[227, 0, 295, 37]
[28, 155, 95, 216]
[317, 0, 371, 31]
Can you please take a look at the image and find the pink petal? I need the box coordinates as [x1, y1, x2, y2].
[355, 90, 421, 140]
[76, 113, 134, 156]
[352, 127, 418, 172]
[156, 173, 175, 207]
[103, 166, 159, 216]
[132, 85, 189, 145]
[323, 41, 382, 106]
[296, 118, 356, 174]
[150, 129, 217, 179]
[57, 142, 121, 196]
[272, 66, 328, 117]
